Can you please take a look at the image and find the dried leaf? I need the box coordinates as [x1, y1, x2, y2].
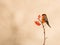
[38, 15, 41, 19]
[34, 21, 41, 26]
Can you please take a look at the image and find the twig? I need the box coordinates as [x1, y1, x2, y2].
[38, 18, 46, 45]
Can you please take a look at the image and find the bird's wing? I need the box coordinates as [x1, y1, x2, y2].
[44, 16, 48, 21]
[44, 16, 51, 28]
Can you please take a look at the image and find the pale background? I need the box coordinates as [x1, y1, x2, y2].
[0, 0, 60, 45]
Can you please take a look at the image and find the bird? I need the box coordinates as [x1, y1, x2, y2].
[41, 14, 51, 28]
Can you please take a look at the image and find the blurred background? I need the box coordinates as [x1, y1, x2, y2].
[0, 0, 60, 45]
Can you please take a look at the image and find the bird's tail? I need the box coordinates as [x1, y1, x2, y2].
[46, 21, 51, 28]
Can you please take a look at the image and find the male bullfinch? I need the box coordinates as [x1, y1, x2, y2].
[42, 14, 51, 28]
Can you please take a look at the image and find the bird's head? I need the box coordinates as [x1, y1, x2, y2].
[42, 14, 46, 16]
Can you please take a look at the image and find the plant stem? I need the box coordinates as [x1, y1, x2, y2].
[38, 19, 46, 45]
[42, 25, 45, 45]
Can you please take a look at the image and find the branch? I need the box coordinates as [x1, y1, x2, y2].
[38, 18, 46, 45]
